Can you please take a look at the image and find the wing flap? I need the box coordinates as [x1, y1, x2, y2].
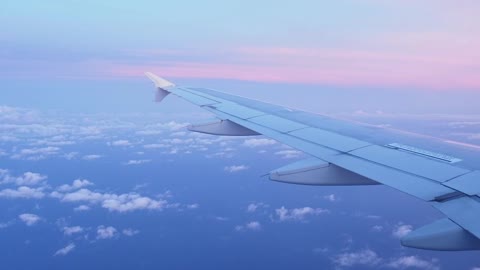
[444, 171, 480, 196]
[329, 154, 455, 200]
[289, 127, 372, 153]
[434, 196, 480, 239]
[349, 145, 470, 182]
[249, 114, 308, 133]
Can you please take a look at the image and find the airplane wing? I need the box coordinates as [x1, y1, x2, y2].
[145, 72, 480, 251]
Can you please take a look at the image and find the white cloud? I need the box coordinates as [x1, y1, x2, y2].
[143, 144, 169, 149]
[124, 159, 151, 165]
[274, 149, 302, 159]
[323, 194, 337, 202]
[246, 202, 268, 213]
[224, 165, 249, 173]
[135, 130, 163, 136]
[161, 121, 189, 131]
[333, 249, 382, 267]
[275, 206, 329, 222]
[0, 186, 45, 199]
[73, 205, 90, 211]
[122, 228, 140, 236]
[102, 195, 167, 212]
[57, 179, 93, 192]
[392, 224, 413, 238]
[243, 138, 276, 147]
[109, 140, 131, 146]
[0, 221, 13, 229]
[54, 243, 75, 256]
[97, 225, 117, 239]
[0, 106, 39, 123]
[10, 146, 60, 160]
[215, 216, 229, 221]
[247, 203, 259, 213]
[58, 188, 168, 213]
[63, 226, 84, 236]
[19, 213, 41, 226]
[387, 256, 439, 270]
[13, 172, 47, 186]
[82, 154, 103, 160]
[186, 203, 199, 209]
[62, 152, 78, 160]
[372, 225, 384, 232]
[246, 221, 261, 231]
[0, 170, 47, 186]
[235, 221, 262, 232]
[171, 131, 187, 137]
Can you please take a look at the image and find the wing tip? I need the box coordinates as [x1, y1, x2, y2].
[145, 72, 175, 88]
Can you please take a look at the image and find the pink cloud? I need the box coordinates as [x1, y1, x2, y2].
[102, 32, 480, 90]
[2, 32, 479, 91]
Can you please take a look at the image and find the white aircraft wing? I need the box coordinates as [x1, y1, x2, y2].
[146, 72, 480, 251]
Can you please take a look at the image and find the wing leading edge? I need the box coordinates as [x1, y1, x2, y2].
[145, 72, 480, 251]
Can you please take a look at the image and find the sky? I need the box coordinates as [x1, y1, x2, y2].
[1, 1, 480, 269]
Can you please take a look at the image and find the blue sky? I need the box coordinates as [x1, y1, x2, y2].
[2, 1, 480, 269]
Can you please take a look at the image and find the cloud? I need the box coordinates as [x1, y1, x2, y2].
[371, 225, 384, 232]
[82, 154, 103, 160]
[122, 228, 140, 236]
[186, 203, 199, 209]
[0, 221, 14, 229]
[101, 194, 167, 212]
[54, 243, 75, 256]
[63, 226, 84, 236]
[10, 146, 60, 160]
[136, 121, 188, 136]
[235, 221, 262, 232]
[162, 121, 189, 131]
[59, 188, 168, 213]
[224, 165, 249, 173]
[13, 172, 47, 186]
[0, 170, 47, 186]
[97, 226, 117, 239]
[243, 138, 276, 147]
[392, 224, 413, 238]
[143, 144, 169, 149]
[246, 202, 268, 213]
[135, 130, 163, 136]
[109, 140, 131, 146]
[0, 106, 39, 123]
[57, 179, 93, 192]
[73, 205, 90, 211]
[274, 150, 302, 159]
[387, 256, 439, 270]
[124, 159, 151, 165]
[246, 221, 261, 231]
[323, 194, 337, 202]
[19, 213, 41, 226]
[275, 206, 329, 222]
[333, 249, 382, 267]
[0, 186, 45, 199]
[62, 152, 78, 160]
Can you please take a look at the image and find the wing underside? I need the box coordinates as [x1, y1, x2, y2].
[145, 72, 480, 251]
